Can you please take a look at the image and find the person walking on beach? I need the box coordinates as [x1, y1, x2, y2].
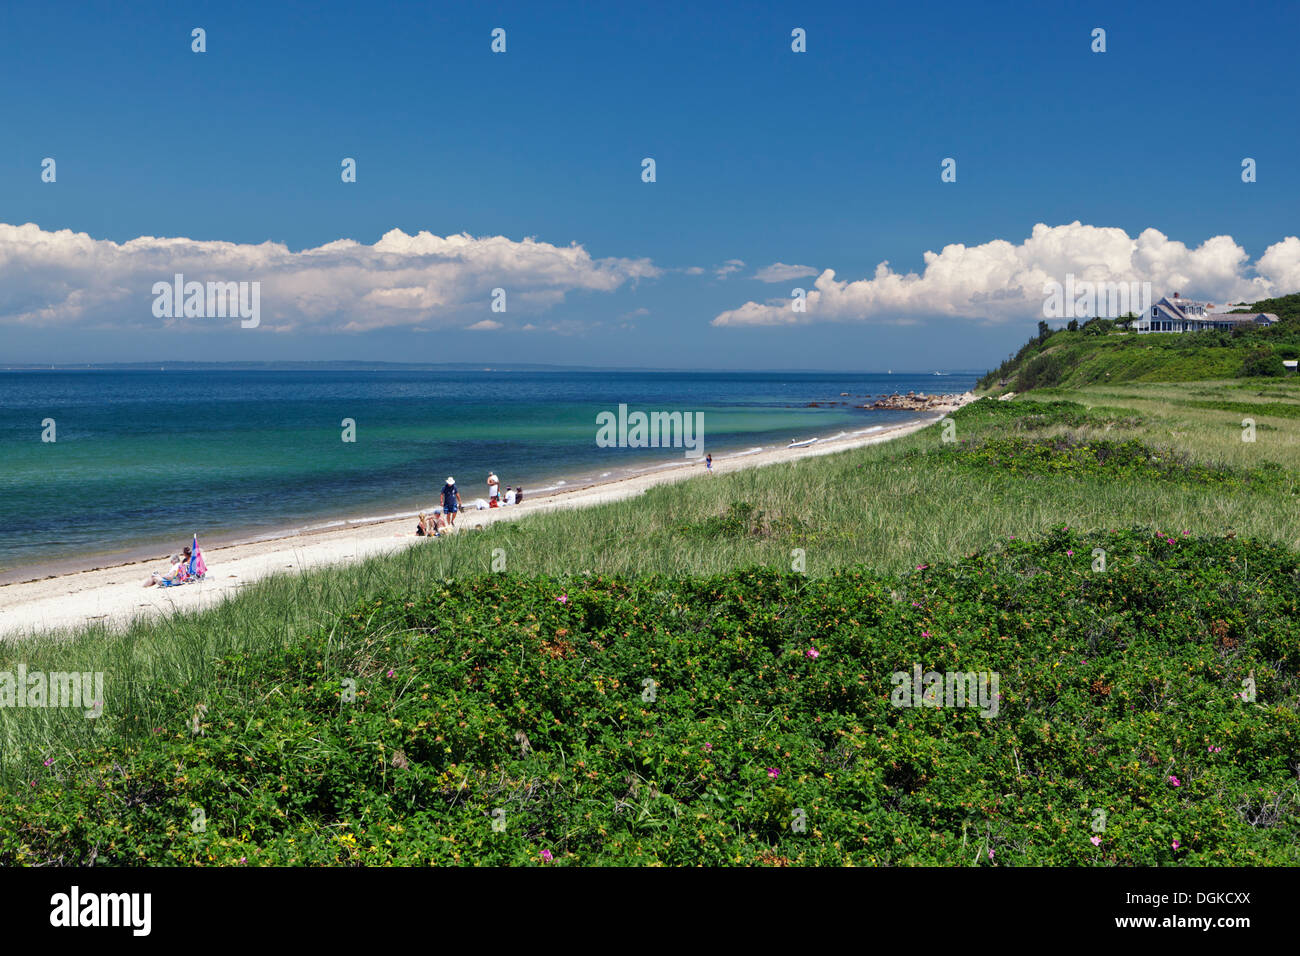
[487, 472, 500, 507]
[705, 453, 713, 475]
[441, 477, 461, 526]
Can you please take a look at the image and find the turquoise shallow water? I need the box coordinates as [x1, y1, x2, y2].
[0, 368, 976, 577]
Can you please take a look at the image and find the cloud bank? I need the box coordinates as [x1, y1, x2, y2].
[0, 223, 659, 332]
[713, 223, 1300, 327]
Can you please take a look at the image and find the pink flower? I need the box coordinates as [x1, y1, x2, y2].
[1090, 835, 1102, 846]
[766, 768, 780, 779]
[1171, 840, 1180, 850]
[540, 849, 553, 863]
[916, 564, 927, 570]
[1066, 550, 1075, 556]
[43, 757, 54, 767]
[556, 594, 569, 604]
[1168, 775, 1181, 787]
[240, 856, 247, 864]
[702, 743, 712, 752]
[386, 668, 394, 678]
[1182, 531, 1190, 536]
[921, 630, 931, 638]
[988, 849, 995, 860]
[805, 647, 819, 658]
[911, 601, 920, 607]
[1166, 538, 1175, 545]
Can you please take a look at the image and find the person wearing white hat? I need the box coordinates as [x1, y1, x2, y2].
[487, 471, 500, 507]
[440, 477, 461, 526]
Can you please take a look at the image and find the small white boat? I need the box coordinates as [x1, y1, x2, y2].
[787, 437, 818, 448]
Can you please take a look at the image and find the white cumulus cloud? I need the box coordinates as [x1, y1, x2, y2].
[0, 222, 659, 332]
[712, 223, 1300, 327]
[752, 262, 819, 283]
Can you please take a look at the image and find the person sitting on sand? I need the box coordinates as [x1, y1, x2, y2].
[504, 486, 515, 505]
[416, 512, 444, 538]
[441, 477, 461, 525]
[514, 485, 523, 505]
[143, 548, 190, 587]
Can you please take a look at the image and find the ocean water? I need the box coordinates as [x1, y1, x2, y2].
[0, 368, 977, 579]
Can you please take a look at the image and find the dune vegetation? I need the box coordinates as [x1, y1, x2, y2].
[2, 384, 1298, 865]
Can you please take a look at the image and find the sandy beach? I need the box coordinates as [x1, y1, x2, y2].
[0, 394, 974, 640]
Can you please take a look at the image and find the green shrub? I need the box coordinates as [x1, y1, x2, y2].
[3, 530, 1297, 866]
[1241, 348, 1285, 377]
[1017, 353, 1067, 390]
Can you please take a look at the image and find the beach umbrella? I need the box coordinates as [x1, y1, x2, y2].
[191, 532, 208, 578]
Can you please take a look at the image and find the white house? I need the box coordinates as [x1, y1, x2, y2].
[1135, 293, 1279, 333]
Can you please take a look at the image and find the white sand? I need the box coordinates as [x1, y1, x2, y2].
[0, 396, 974, 640]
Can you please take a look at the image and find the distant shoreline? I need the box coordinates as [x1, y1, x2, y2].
[0, 362, 989, 374]
[0, 394, 974, 639]
[0, 407, 943, 587]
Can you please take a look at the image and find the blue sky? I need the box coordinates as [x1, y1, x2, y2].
[1, 0, 1297, 369]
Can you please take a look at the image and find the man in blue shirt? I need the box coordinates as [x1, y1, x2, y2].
[441, 477, 461, 526]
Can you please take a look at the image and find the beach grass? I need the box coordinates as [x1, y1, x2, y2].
[2, 382, 1299, 864]
[3, 382, 1298, 769]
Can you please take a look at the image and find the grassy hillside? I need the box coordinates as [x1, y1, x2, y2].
[979, 293, 1300, 393]
[3, 387, 1299, 865]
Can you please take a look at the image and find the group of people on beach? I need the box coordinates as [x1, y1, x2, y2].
[416, 472, 525, 537]
[487, 471, 525, 507]
[142, 540, 207, 588]
[142, 547, 193, 587]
